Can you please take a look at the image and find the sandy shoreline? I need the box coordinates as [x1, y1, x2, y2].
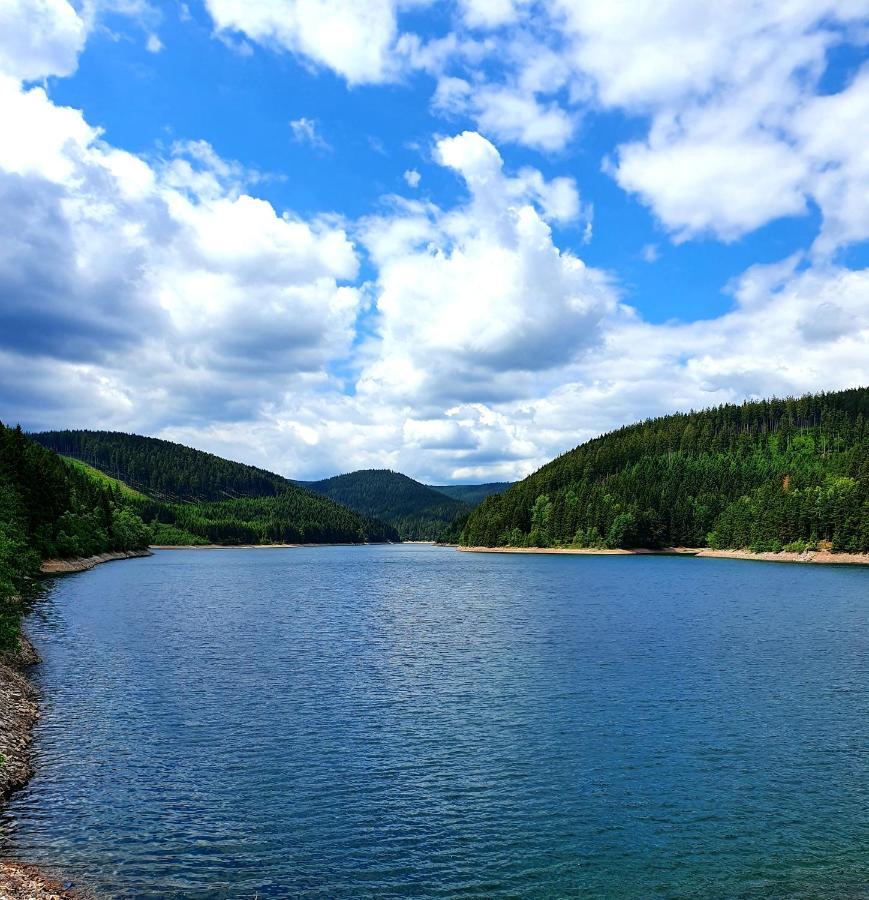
[40, 549, 153, 575]
[459, 546, 869, 565]
[458, 546, 696, 556]
[694, 548, 869, 565]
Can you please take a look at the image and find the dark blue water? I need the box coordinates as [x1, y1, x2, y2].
[2, 546, 868, 898]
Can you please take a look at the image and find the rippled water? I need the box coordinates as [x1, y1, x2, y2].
[2, 545, 868, 898]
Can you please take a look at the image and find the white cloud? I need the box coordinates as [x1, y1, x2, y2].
[546, 0, 869, 244]
[459, 0, 526, 29]
[0, 76, 362, 431]
[357, 131, 615, 409]
[549, 0, 860, 111]
[203, 0, 406, 84]
[146, 32, 163, 53]
[290, 116, 331, 151]
[615, 121, 809, 243]
[434, 77, 576, 152]
[2, 81, 867, 482]
[793, 64, 869, 255]
[1, 3, 868, 484]
[403, 168, 421, 188]
[0, 0, 87, 80]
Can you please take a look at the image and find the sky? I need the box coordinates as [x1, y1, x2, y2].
[1, 0, 868, 484]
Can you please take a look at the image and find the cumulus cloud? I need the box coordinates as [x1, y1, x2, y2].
[0, 75, 361, 430]
[548, 0, 869, 244]
[434, 76, 576, 152]
[0, 0, 87, 80]
[357, 131, 615, 408]
[459, 0, 526, 30]
[203, 0, 405, 84]
[1, 0, 868, 484]
[793, 64, 869, 255]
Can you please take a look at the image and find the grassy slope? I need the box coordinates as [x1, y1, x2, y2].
[61, 456, 148, 500]
[34, 433, 398, 545]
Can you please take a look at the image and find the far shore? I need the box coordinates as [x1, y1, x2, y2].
[149, 541, 388, 550]
[458, 546, 869, 566]
[150, 543, 300, 550]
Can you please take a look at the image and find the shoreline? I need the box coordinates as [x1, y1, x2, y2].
[694, 548, 869, 565]
[40, 549, 153, 575]
[0, 636, 76, 898]
[458, 546, 697, 556]
[1, 548, 152, 897]
[149, 541, 398, 550]
[458, 546, 869, 565]
[150, 543, 300, 550]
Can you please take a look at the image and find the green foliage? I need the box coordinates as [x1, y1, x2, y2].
[61, 456, 148, 500]
[461, 387, 869, 552]
[304, 470, 470, 541]
[35, 430, 399, 545]
[0, 423, 150, 653]
[149, 523, 210, 546]
[429, 482, 512, 505]
[33, 430, 292, 502]
[154, 492, 398, 545]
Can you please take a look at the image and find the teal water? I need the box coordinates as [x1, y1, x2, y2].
[2, 545, 867, 898]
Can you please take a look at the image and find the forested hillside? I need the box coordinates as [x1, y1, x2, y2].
[31, 430, 398, 545]
[429, 483, 512, 505]
[304, 470, 470, 540]
[144, 494, 398, 545]
[0, 424, 150, 652]
[32, 430, 291, 502]
[461, 388, 869, 553]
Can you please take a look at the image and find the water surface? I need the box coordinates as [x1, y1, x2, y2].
[3, 545, 868, 898]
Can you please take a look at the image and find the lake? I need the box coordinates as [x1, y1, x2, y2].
[2, 545, 867, 898]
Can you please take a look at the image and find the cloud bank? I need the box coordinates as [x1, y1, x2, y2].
[0, 0, 867, 483]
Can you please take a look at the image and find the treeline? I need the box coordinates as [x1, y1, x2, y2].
[144, 494, 398, 545]
[304, 470, 470, 541]
[32, 430, 400, 545]
[461, 388, 869, 553]
[429, 482, 512, 505]
[0, 423, 150, 652]
[32, 430, 291, 502]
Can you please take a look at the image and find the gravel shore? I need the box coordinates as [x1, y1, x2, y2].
[459, 546, 869, 564]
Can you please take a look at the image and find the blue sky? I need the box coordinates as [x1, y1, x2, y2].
[1, 0, 868, 482]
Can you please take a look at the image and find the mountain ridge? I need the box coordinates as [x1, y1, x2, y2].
[461, 387, 869, 552]
[302, 469, 471, 541]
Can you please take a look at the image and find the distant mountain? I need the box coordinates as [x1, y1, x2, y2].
[429, 482, 512, 505]
[31, 430, 398, 545]
[461, 387, 869, 552]
[303, 469, 470, 541]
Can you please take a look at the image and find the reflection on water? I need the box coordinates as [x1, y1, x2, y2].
[3, 546, 868, 898]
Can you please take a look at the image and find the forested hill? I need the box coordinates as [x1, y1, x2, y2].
[429, 483, 512, 505]
[31, 430, 290, 502]
[0, 423, 151, 652]
[461, 387, 869, 553]
[303, 470, 470, 541]
[30, 430, 399, 545]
